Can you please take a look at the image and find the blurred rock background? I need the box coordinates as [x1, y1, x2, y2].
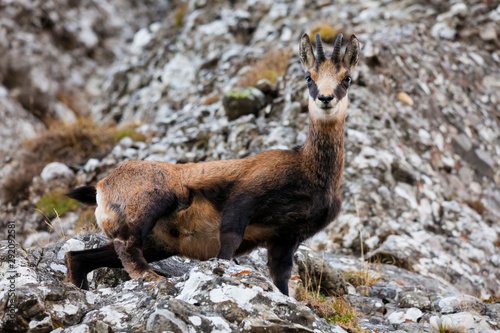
[0, 0, 499, 332]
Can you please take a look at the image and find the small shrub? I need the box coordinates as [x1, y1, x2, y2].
[237, 48, 292, 87]
[295, 252, 367, 332]
[36, 189, 80, 218]
[310, 24, 338, 44]
[196, 134, 211, 150]
[112, 124, 147, 142]
[296, 288, 365, 332]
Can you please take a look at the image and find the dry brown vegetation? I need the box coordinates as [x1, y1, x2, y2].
[203, 94, 220, 105]
[1, 119, 144, 204]
[75, 207, 99, 235]
[344, 266, 383, 296]
[237, 48, 292, 87]
[310, 24, 339, 44]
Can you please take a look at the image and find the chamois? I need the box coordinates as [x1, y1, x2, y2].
[65, 33, 359, 295]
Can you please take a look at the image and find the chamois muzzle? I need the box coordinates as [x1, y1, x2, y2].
[318, 95, 334, 104]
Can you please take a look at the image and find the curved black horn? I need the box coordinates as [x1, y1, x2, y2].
[315, 33, 326, 63]
[331, 33, 343, 64]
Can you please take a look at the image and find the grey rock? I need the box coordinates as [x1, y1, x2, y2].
[433, 295, 485, 315]
[295, 248, 348, 297]
[483, 302, 500, 330]
[348, 295, 385, 316]
[398, 291, 432, 310]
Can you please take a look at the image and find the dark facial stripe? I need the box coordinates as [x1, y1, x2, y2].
[333, 83, 347, 101]
[307, 80, 319, 100]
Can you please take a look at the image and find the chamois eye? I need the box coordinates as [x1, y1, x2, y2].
[305, 76, 312, 83]
[343, 76, 352, 87]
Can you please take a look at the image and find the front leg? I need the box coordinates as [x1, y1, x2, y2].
[267, 238, 299, 296]
[217, 195, 255, 260]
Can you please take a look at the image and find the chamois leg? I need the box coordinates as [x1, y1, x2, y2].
[113, 191, 179, 282]
[65, 242, 122, 290]
[267, 239, 299, 296]
[65, 241, 176, 289]
[217, 198, 254, 259]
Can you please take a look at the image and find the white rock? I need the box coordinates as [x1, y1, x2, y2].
[431, 22, 456, 40]
[57, 239, 85, 260]
[40, 162, 75, 183]
[119, 136, 134, 148]
[83, 158, 100, 173]
[449, 3, 467, 17]
[387, 310, 405, 324]
[130, 27, 153, 54]
[404, 308, 423, 322]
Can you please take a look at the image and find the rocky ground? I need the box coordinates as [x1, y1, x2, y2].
[1, 0, 499, 332]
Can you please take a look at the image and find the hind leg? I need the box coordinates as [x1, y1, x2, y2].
[66, 241, 177, 289]
[112, 190, 180, 282]
[113, 237, 164, 282]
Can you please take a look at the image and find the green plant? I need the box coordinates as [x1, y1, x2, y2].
[36, 189, 80, 218]
[196, 134, 211, 150]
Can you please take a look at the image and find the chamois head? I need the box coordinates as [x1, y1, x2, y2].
[299, 33, 359, 122]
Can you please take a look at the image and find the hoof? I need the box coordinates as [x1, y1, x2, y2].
[142, 271, 165, 283]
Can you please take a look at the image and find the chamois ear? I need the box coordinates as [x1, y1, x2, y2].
[343, 35, 360, 72]
[299, 33, 315, 71]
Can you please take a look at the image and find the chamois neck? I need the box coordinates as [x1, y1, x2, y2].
[300, 116, 345, 190]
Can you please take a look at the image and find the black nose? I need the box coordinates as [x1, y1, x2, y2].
[318, 95, 334, 104]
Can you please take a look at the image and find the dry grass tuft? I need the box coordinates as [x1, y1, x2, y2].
[24, 119, 116, 167]
[1, 119, 145, 204]
[75, 207, 99, 235]
[310, 24, 339, 44]
[296, 287, 365, 332]
[237, 48, 292, 87]
[343, 266, 383, 295]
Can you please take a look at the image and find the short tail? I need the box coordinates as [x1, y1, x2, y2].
[66, 186, 97, 205]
